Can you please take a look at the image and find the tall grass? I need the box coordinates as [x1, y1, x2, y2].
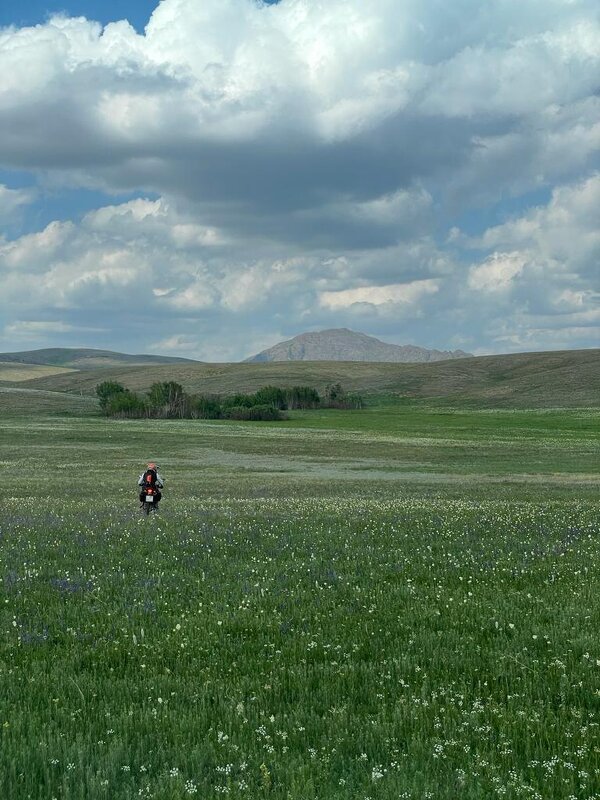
[1, 497, 600, 798]
[0, 409, 599, 798]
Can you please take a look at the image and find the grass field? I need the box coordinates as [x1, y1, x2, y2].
[0, 387, 98, 416]
[0, 362, 76, 382]
[1, 400, 599, 798]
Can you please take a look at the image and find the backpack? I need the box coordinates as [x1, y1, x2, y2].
[142, 468, 157, 488]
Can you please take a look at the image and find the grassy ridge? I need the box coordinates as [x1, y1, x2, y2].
[0, 348, 198, 369]
[0, 362, 76, 382]
[10, 348, 600, 408]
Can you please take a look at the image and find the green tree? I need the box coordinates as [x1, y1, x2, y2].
[96, 381, 126, 413]
[285, 386, 321, 409]
[254, 385, 287, 410]
[221, 392, 256, 409]
[193, 395, 222, 419]
[323, 382, 344, 406]
[323, 383, 363, 409]
[148, 382, 186, 417]
[104, 391, 146, 418]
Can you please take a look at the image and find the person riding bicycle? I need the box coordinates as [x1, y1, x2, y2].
[138, 462, 164, 507]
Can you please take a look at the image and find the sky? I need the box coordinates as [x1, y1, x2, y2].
[0, 0, 598, 361]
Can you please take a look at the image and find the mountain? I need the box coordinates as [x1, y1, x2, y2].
[245, 329, 471, 363]
[0, 348, 200, 370]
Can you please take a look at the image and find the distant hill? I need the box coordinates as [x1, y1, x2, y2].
[0, 348, 199, 370]
[0, 361, 76, 382]
[245, 328, 471, 363]
[9, 348, 600, 409]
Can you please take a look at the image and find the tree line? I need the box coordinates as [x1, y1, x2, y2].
[96, 381, 363, 420]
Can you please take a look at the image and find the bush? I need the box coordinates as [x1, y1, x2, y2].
[285, 386, 321, 409]
[253, 385, 287, 410]
[323, 382, 343, 405]
[193, 395, 222, 419]
[344, 392, 364, 409]
[323, 383, 363, 409]
[225, 404, 284, 421]
[148, 381, 186, 417]
[96, 381, 126, 412]
[98, 381, 358, 420]
[104, 390, 147, 418]
[221, 392, 257, 409]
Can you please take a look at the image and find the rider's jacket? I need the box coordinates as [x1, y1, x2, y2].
[138, 471, 164, 488]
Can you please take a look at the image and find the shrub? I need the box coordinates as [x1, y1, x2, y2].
[344, 392, 364, 409]
[253, 385, 287, 410]
[221, 393, 256, 409]
[323, 382, 343, 405]
[148, 381, 186, 417]
[104, 390, 146, 418]
[285, 386, 321, 409]
[323, 383, 363, 409]
[225, 404, 284, 421]
[96, 381, 126, 412]
[193, 395, 222, 419]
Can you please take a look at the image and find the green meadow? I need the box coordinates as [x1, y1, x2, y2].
[1, 394, 599, 798]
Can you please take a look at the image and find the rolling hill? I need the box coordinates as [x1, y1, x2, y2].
[6, 348, 600, 409]
[0, 348, 199, 370]
[0, 386, 98, 415]
[246, 328, 470, 362]
[0, 361, 76, 382]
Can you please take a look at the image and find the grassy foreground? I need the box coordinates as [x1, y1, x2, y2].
[1, 404, 599, 799]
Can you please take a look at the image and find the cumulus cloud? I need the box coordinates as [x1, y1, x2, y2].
[320, 279, 439, 311]
[468, 253, 527, 293]
[0, 0, 598, 356]
[462, 174, 600, 351]
[476, 174, 600, 271]
[0, 190, 454, 355]
[1, 1, 598, 217]
[0, 174, 597, 357]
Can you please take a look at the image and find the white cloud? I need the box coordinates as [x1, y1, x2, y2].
[472, 174, 600, 285]
[1, 172, 597, 358]
[5, 321, 77, 335]
[553, 289, 600, 311]
[0, 188, 456, 355]
[150, 334, 198, 352]
[4, 319, 104, 342]
[462, 173, 600, 351]
[0, 184, 34, 220]
[0, 221, 73, 270]
[320, 279, 439, 310]
[422, 21, 600, 118]
[0, 2, 598, 356]
[0, 0, 597, 212]
[468, 253, 527, 293]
